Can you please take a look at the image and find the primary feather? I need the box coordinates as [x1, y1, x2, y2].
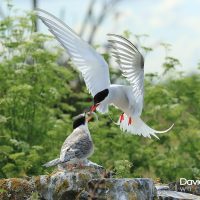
[108, 34, 144, 116]
[36, 8, 110, 97]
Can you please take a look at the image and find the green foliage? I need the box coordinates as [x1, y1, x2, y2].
[30, 192, 39, 200]
[162, 56, 181, 75]
[0, 10, 90, 178]
[114, 160, 132, 178]
[122, 30, 132, 39]
[0, 7, 199, 183]
[0, 189, 7, 194]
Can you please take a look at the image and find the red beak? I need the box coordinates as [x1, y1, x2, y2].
[90, 104, 99, 112]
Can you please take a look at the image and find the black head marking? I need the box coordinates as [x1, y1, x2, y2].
[140, 55, 145, 69]
[73, 114, 86, 129]
[94, 89, 109, 104]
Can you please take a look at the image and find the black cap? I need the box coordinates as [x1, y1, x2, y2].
[73, 114, 86, 129]
[94, 89, 109, 104]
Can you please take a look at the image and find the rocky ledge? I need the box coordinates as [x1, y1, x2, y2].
[1, 163, 199, 200]
[0, 163, 156, 200]
[156, 185, 200, 200]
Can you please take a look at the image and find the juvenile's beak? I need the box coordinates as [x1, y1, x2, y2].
[90, 104, 99, 112]
[86, 111, 98, 122]
[86, 115, 93, 122]
[86, 112, 93, 122]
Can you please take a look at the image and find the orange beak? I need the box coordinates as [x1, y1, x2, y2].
[90, 104, 99, 112]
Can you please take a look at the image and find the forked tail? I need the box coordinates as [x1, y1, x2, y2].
[117, 114, 174, 139]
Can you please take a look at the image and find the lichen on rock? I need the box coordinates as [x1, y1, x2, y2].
[88, 178, 156, 200]
[0, 164, 157, 200]
[0, 178, 34, 200]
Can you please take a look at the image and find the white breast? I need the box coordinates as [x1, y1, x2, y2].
[106, 84, 136, 116]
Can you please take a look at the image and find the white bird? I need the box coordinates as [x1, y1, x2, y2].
[36, 9, 174, 139]
[43, 113, 94, 168]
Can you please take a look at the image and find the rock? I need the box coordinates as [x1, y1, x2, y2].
[88, 178, 156, 200]
[157, 190, 200, 200]
[0, 163, 156, 200]
[156, 185, 200, 200]
[0, 165, 106, 200]
[168, 181, 200, 196]
[34, 167, 105, 200]
[0, 178, 35, 200]
[4, 168, 200, 200]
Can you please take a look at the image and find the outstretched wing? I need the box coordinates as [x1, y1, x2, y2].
[108, 34, 144, 115]
[36, 9, 110, 97]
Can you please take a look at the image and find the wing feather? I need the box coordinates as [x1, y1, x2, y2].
[36, 9, 110, 96]
[60, 128, 92, 161]
[108, 34, 144, 115]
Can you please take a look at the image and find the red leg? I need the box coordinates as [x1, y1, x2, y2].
[128, 117, 132, 125]
[120, 113, 124, 123]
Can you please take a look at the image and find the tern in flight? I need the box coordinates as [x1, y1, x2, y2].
[37, 9, 173, 139]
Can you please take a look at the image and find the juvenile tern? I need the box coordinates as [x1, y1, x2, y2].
[43, 113, 94, 168]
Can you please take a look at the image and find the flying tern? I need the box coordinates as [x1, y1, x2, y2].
[37, 9, 173, 139]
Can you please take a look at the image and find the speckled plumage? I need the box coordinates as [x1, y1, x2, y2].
[43, 120, 93, 168]
[60, 124, 93, 162]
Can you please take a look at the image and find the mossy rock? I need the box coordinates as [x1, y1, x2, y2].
[0, 178, 34, 200]
[0, 167, 157, 200]
[88, 178, 156, 200]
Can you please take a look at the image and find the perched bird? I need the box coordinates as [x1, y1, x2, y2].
[43, 113, 94, 168]
[36, 9, 173, 139]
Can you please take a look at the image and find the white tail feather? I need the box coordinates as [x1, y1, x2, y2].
[117, 114, 174, 139]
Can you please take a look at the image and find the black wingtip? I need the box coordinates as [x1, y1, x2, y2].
[107, 33, 115, 36]
[34, 8, 47, 13]
[107, 33, 119, 37]
[34, 8, 46, 18]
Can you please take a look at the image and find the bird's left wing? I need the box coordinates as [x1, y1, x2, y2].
[108, 34, 144, 115]
[36, 9, 110, 97]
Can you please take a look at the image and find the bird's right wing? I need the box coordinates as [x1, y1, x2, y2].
[36, 9, 110, 97]
[108, 34, 144, 115]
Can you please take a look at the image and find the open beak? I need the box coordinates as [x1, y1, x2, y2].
[86, 111, 98, 122]
[90, 104, 99, 112]
[86, 115, 93, 122]
[86, 112, 94, 122]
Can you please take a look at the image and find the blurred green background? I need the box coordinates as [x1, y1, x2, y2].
[0, 1, 199, 183]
